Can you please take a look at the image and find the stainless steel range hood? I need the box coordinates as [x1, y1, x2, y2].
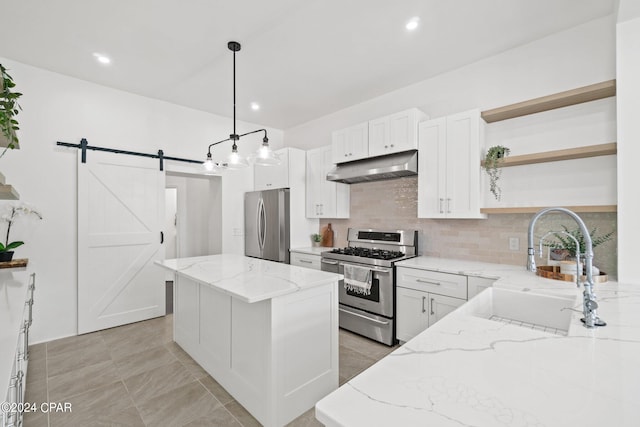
[326, 150, 418, 184]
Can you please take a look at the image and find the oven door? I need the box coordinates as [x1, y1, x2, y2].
[337, 261, 393, 318]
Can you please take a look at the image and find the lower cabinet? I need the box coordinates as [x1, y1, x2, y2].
[396, 287, 465, 342]
[396, 266, 495, 343]
[1, 272, 36, 427]
[290, 252, 321, 270]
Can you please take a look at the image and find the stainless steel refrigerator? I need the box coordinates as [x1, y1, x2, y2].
[244, 188, 290, 263]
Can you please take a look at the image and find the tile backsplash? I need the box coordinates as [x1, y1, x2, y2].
[319, 177, 617, 277]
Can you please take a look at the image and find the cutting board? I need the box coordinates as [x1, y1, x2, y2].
[321, 224, 334, 247]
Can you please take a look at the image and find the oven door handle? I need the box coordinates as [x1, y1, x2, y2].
[339, 307, 390, 325]
[321, 259, 339, 265]
[339, 262, 392, 274]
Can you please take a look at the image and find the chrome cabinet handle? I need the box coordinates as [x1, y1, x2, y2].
[439, 198, 444, 213]
[422, 296, 426, 313]
[299, 259, 312, 264]
[446, 198, 451, 213]
[416, 278, 441, 286]
[430, 298, 435, 315]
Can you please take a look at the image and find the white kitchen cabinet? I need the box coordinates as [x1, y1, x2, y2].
[1, 272, 35, 427]
[290, 252, 321, 270]
[306, 146, 349, 218]
[418, 109, 486, 219]
[396, 267, 467, 342]
[368, 108, 427, 157]
[331, 122, 369, 164]
[254, 148, 290, 190]
[396, 287, 465, 342]
[467, 276, 496, 299]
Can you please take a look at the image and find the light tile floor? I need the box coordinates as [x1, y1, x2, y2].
[24, 315, 397, 427]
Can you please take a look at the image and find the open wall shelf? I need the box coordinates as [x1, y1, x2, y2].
[481, 142, 617, 168]
[481, 80, 616, 123]
[480, 205, 617, 214]
[0, 171, 20, 200]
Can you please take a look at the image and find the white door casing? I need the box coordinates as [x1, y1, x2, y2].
[78, 150, 165, 334]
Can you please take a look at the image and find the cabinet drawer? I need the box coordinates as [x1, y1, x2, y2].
[396, 267, 467, 299]
[290, 253, 321, 270]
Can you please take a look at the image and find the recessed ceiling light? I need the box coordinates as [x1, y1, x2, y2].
[406, 17, 420, 31]
[250, 102, 260, 111]
[93, 53, 111, 65]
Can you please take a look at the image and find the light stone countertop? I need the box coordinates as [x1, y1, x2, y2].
[156, 254, 343, 303]
[290, 246, 336, 256]
[316, 256, 640, 427]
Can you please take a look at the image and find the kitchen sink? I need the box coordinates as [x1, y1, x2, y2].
[462, 288, 578, 335]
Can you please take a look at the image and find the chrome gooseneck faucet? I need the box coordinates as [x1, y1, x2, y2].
[527, 207, 606, 328]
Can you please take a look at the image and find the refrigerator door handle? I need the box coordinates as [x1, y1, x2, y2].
[260, 199, 267, 249]
[257, 198, 264, 250]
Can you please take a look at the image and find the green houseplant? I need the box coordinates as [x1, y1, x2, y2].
[311, 233, 322, 246]
[0, 63, 23, 159]
[543, 225, 614, 260]
[0, 204, 42, 262]
[484, 145, 510, 200]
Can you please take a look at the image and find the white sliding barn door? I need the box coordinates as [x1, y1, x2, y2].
[78, 150, 165, 334]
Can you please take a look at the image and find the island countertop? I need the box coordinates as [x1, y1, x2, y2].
[316, 256, 640, 427]
[156, 254, 343, 303]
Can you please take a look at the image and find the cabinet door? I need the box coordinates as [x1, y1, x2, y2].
[417, 118, 447, 218]
[445, 110, 484, 218]
[388, 109, 419, 153]
[331, 129, 348, 164]
[368, 116, 390, 157]
[306, 148, 324, 218]
[467, 276, 495, 300]
[347, 122, 369, 161]
[396, 287, 430, 342]
[255, 149, 289, 190]
[428, 294, 466, 327]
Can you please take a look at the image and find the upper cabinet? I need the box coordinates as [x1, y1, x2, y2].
[331, 108, 427, 164]
[369, 109, 427, 157]
[418, 109, 486, 219]
[306, 146, 349, 218]
[254, 149, 291, 191]
[331, 122, 369, 163]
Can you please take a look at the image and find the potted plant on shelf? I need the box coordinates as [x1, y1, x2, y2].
[483, 145, 510, 200]
[0, 203, 42, 262]
[311, 233, 322, 247]
[543, 225, 614, 274]
[0, 63, 23, 159]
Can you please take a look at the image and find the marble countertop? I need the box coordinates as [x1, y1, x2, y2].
[290, 246, 336, 256]
[156, 254, 343, 303]
[316, 256, 640, 427]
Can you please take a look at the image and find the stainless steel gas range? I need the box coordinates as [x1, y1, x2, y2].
[320, 228, 418, 346]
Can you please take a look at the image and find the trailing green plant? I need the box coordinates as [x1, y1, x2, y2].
[0, 64, 23, 159]
[543, 225, 614, 258]
[483, 145, 510, 200]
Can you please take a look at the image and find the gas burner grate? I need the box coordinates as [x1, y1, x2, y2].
[330, 246, 405, 260]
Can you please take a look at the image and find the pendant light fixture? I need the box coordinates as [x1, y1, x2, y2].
[204, 41, 280, 173]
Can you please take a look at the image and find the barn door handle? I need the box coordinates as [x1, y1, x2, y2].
[160, 231, 164, 244]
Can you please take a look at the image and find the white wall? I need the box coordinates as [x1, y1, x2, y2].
[0, 58, 283, 343]
[166, 173, 222, 258]
[616, 4, 640, 282]
[284, 16, 615, 150]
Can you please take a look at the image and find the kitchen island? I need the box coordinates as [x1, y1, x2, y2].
[316, 257, 640, 427]
[156, 254, 343, 427]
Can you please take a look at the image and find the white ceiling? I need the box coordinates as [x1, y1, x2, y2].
[0, 0, 616, 130]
